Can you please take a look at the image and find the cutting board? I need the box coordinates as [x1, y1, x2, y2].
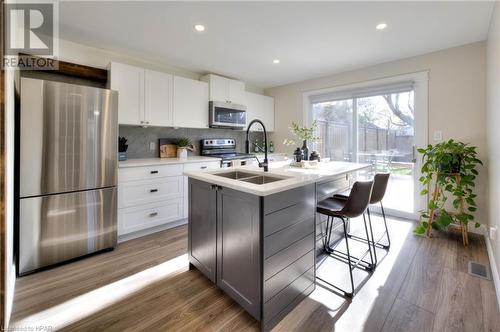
[159, 138, 177, 158]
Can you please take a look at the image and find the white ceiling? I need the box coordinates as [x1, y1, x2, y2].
[58, 1, 495, 88]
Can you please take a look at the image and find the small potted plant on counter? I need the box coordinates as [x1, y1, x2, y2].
[118, 136, 128, 161]
[414, 139, 482, 245]
[283, 120, 320, 161]
[175, 137, 195, 159]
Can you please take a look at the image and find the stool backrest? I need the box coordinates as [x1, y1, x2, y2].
[341, 180, 374, 218]
[370, 173, 390, 204]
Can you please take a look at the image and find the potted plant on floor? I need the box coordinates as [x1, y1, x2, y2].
[175, 137, 195, 159]
[414, 139, 483, 244]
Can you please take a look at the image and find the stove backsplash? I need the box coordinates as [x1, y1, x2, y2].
[119, 125, 265, 159]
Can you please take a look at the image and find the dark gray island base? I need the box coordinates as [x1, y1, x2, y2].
[187, 173, 351, 330]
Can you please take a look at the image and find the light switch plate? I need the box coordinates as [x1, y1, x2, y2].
[433, 130, 443, 142]
[490, 226, 497, 241]
[149, 142, 156, 151]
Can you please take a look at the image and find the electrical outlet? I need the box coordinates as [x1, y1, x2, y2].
[149, 142, 156, 151]
[490, 226, 497, 241]
[433, 130, 443, 142]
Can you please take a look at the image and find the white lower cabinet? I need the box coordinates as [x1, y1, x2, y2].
[118, 199, 183, 235]
[118, 176, 183, 209]
[118, 160, 220, 239]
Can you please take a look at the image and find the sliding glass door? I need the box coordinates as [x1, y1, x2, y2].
[310, 83, 424, 219]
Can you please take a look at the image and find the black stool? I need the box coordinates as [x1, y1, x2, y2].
[336, 173, 391, 268]
[316, 180, 374, 298]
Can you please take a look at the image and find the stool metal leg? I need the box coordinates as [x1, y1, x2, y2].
[380, 202, 391, 249]
[317, 216, 355, 298]
[362, 212, 376, 270]
[341, 217, 355, 297]
[347, 204, 391, 251]
[366, 208, 378, 267]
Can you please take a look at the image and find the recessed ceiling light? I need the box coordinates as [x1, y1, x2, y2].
[273, 59, 280, 64]
[194, 24, 205, 32]
[376, 23, 387, 30]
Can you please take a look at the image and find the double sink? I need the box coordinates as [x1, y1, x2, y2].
[213, 170, 290, 185]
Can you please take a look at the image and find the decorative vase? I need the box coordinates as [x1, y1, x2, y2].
[177, 147, 188, 159]
[301, 140, 309, 161]
[118, 151, 127, 161]
[293, 148, 304, 162]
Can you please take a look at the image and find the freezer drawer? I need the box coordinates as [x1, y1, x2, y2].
[19, 187, 117, 275]
[20, 78, 118, 197]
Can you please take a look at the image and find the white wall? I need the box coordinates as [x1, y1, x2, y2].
[266, 42, 488, 225]
[4, 66, 16, 330]
[487, 3, 500, 284]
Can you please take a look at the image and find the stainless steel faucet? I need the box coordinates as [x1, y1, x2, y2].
[245, 119, 269, 172]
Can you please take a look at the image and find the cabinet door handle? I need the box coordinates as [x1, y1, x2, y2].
[149, 212, 158, 217]
[150, 170, 158, 174]
[150, 189, 158, 193]
[200, 166, 207, 169]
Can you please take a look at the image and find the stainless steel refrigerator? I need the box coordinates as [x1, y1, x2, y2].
[18, 77, 118, 275]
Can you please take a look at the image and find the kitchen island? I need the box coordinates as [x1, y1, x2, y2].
[184, 161, 370, 330]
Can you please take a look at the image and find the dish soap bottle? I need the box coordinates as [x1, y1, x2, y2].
[269, 141, 274, 153]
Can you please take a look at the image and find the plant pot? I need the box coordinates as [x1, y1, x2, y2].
[118, 151, 127, 161]
[177, 147, 188, 159]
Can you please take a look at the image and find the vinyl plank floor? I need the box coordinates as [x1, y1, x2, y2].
[10, 217, 500, 332]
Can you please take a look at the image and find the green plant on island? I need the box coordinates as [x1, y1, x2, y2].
[414, 139, 483, 235]
[283, 120, 321, 146]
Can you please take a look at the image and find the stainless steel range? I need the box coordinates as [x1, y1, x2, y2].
[201, 139, 255, 168]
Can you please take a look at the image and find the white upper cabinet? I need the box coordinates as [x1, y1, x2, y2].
[144, 69, 173, 127]
[227, 79, 246, 105]
[245, 92, 275, 132]
[201, 74, 246, 105]
[109, 62, 173, 127]
[110, 62, 144, 125]
[173, 76, 209, 128]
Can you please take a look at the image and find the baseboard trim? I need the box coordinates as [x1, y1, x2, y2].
[485, 235, 500, 311]
[118, 219, 188, 243]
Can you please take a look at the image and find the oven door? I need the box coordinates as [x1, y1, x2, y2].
[209, 101, 246, 129]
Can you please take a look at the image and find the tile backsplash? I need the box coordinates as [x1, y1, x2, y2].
[119, 125, 265, 158]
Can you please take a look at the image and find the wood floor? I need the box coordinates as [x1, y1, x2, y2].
[10, 216, 500, 331]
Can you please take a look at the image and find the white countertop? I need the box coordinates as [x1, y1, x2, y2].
[184, 161, 371, 196]
[119, 156, 221, 168]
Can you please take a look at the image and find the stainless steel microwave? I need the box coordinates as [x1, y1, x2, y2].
[209, 101, 247, 129]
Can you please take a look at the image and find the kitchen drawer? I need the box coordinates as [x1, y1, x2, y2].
[118, 176, 183, 209]
[118, 198, 183, 236]
[183, 161, 220, 171]
[119, 164, 183, 182]
[316, 175, 350, 201]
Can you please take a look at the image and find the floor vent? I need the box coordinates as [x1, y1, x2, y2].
[468, 261, 490, 280]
